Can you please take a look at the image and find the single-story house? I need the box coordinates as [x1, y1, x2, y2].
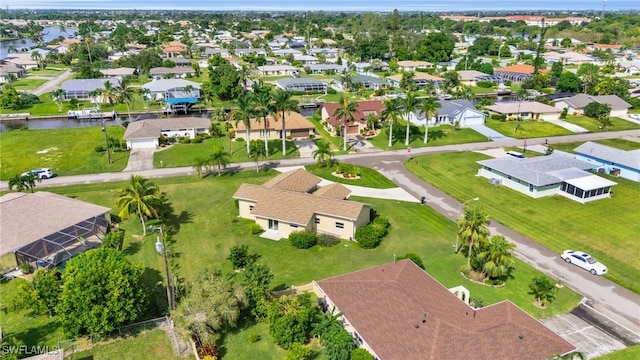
[553, 94, 632, 117]
[161, 41, 188, 58]
[542, 51, 593, 65]
[141, 78, 201, 100]
[617, 61, 640, 75]
[256, 65, 298, 76]
[0, 61, 25, 83]
[0, 192, 110, 269]
[100, 67, 136, 78]
[351, 74, 389, 90]
[574, 141, 640, 182]
[387, 72, 445, 88]
[203, 47, 230, 58]
[304, 63, 346, 75]
[485, 101, 561, 121]
[494, 64, 536, 82]
[149, 67, 195, 80]
[234, 48, 267, 57]
[233, 169, 371, 239]
[307, 47, 341, 58]
[477, 153, 616, 203]
[314, 260, 577, 360]
[409, 99, 485, 127]
[170, 58, 192, 67]
[275, 77, 327, 92]
[273, 48, 302, 57]
[61, 78, 121, 101]
[456, 70, 500, 86]
[4, 53, 39, 69]
[322, 100, 384, 134]
[293, 55, 319, 65]
[232, 111, 315, 140]
[397, 60, 433, 71]
[123, 117, 211, 149]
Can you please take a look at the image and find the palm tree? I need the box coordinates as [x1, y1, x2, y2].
[475, 235, 516, 280]
[19, 172, 40, 193]
[381, 97, 401, 147]
[332, 96, 357, 151]
[211, 107, 232, 152]
[417, 97, 441, 144]
[192, 157, 210, 178]
[138, 87, 151, 109]
[528, 277, 557, 308]
[339, 69, 353, 91]
[249, 140, 267, 172]
[116, 175, 163, 236]
[31, 50, 45, 71]
[116, 78, 134, 120]
[8, 174, 28, 192]
[312, 141, 333, 166]
[400, 92, 420, 146]
[253, 91, 273, 154]
[51, 88, 65, 112]
[237, 64, 252, 91]
[230, 91, 255, 154]
[271, 89, 299, 156]
[457, 206, 490, 266]
[210, 147, 231, 176]
[400, 71, 416, 92]
[100, 80, 119, 108]
[7, 45, 17, 54]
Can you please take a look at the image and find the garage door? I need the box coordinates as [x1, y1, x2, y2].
[290, 129, 310, 138]
[347, 125, 359, 134]
[129, 138, 158, 149]
[463, 115, 485, 126]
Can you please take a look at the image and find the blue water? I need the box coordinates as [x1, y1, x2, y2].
[0, 27, 77, 60]
[3, 0, 639, 11]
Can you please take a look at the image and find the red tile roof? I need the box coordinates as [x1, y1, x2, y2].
[496, 64, 536, 75]
[316, 260, 576, 360]
[323, 100, 384, 127]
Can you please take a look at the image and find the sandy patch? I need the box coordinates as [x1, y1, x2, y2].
[36, 147, 59, 154]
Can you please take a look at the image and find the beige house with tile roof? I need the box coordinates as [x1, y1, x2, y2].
[233, 169, 370, 239]
[232, 111, 315, 140]
[123, 118, 210, 149]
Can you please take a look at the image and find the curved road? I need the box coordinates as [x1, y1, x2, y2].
[3, 129, 640, 333]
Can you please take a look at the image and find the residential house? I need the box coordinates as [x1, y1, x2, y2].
[100, 67, 136, 78]
[233, 169, 371, 239]
[232, 111, 315, 140]
[273, 48, 303, 57]
[0, 61, 25, 83]
[123, 117, 210, 149]
[149, 67, 195, 80]
[141, 79, 201, 101]
[456, 70, 500, 86]
[267, 38, 289, 50]
[586, 43, 623, 52]
[494, 64, 536, 82]
[397, 60, 433, 71]
[304, 63, 345, 75]
[574, 141, 640, 182]
[477, 154, 616, 203]
[171, 58, 192, 67]
[553, 94, 632, 117]
[351, 74, 389, 90]
[322, 100, 384, 134]
[234, 48, 267, 57]
[161, 41, 188, 58]
[314, 260, 577, 360]
[409, 99, 485, 127]
[542, 51, 593, 65]
[387, 72, 445, 89]
[202, 47, 230, 58]
[618, 61, 640, 75]
[294, 55, 319, 65]
[61, 78, 121, 101]
[486, 101, 561, 121]
[256, 65, 298, 76]
[307, 48, 341, 58]
[275, 77, 327, 92]
[125, 43, 147, 51]
[4, 53, 39, 69]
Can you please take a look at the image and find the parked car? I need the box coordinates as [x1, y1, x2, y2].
[628, 114, 640, 121]
[21, 168, 54, 179]
[560, 250, 607, 275]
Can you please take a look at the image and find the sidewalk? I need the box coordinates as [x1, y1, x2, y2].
[547, 119, 589, 133]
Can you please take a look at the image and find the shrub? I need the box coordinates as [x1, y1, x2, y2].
[559, 108, 568, 119]
[476, 80, 493, 88]
[469, 296, 484, 308]
[227, 244, 260, 269]
[94, 145, 105, 153]
[491, 114, 507, 121]
[285, 343, 312, 360]
[246, 332, 261, 343]
[397, 253, 425, 269]
[289, 230, 318, 249]
[235, 137, 245, 142]
[198, 344, 220, 359]
[248, 223, 263, 235]
[102, 231, 124, 250]
[326, 87, 338, 94]
[355, 225, 381, 249]
[318, 233, 340, 247]
[190, 137, 203, 144]
[179, 137, 191, 144]
[19, 93, 42, 105]
[350, 348, 374, 360]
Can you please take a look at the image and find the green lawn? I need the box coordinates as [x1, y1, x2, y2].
[470, 86, 496, 94]
[0, 93, 163, 116]
[13, 78, 48, 91]
[484, 119, 574, 139]
[152, 137, 300, 168]
[26, 68, 66, 77]
[306, 116, 349, 154]
[305, 163, 397, 189]
[220, 321, 287, 360]
[0, 127, 127, 180]
[405, 152, 640, 293]
[563, 115, 640, 132]
[503, 146, 545, 157]
[72, 329, 177, 360]
[367, 123, 488, 151]
[552, 139, 640, 154]
[595, 346, 640, 360]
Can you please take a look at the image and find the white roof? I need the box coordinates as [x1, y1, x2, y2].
[564, 175, 617, 191]
[142, 79, 201, 92]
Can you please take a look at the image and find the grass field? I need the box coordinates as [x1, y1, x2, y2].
[305, 163, 397, 189]
[594, 346, 640, 360]
[0, 93, 164, 116]
[405, 152, 640, 293]
[26, 68, 67, 77]
[367, 123, 488, 151]
[484, 119, 574, 139]
[0, 127, 127, 180]
[551, 139, 640, 154]
[306, 116, 349, 154]
[72, 329, 177, 360]
[563, 115, 640, 132]
[152, 137, 300, 168]
[13, 78, 48, 91]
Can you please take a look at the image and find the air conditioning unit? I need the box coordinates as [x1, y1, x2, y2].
[490, 178, 502, 186]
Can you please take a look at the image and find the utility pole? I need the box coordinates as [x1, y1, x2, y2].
[153, 225, 175, 311]
[101, 118, 112, 164]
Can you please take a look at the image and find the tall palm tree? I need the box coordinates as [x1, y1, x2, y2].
[312, 141, 333, 166]
[400, 92, 420, 146]
[31, 50, 45, 71]
[116, 78, 134, 120]
[100, 80, 119, 108]
[211, 107, 232, 152]
[237, 64, 252, 91]
[52, 88, 65, 112]
[400, 71, 416, 92]
[271, 89, 299, 156]
[7, 45, 17, 54]
[332, 96, 357, 151]
[249, 140, 267, 172]
[476, 235, 516, 280]
[253, 91, 273, 154]
[417, 97, 441, 144]
[210, 147, 231, 176]
[8, 173, 39, 193]
[381, 97, 401, 147]
[339, 69, 353, 91]
[457, 205, 490, 266]
[116, 175, 163, 236]
[230, 92, 255, 154]
[138, 87, 151, 109]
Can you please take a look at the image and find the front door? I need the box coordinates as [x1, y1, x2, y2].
[268, 219, 279, 231]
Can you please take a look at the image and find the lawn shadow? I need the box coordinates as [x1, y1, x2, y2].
[271, 283, 288, 291]
[10, 318, 62, 348]
[427, 127, 447, 142]
[122, 241, 141, 256]
[141, 267, 168, 318]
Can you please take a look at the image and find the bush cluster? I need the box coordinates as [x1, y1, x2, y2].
[355, 216, 390, 249]
[476, 80, 494, 88]
[289, 230, 318, 249]
[317, 234, 340, 247]
[248, 223, 263, 235]
[490, 114, 507, 121]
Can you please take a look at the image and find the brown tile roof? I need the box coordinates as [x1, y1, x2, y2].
[263, 168, 321, 193]
[313, 182, 351, 199]
[162, 46, 187, 53]
[387, 72, 445, 83]
[486, 101, 560, 114]
[323, 100, 385, 128]
[316, 260, 576, 360]
[233, 111, 314, 132]
[496, 64, 536, 75]
[233, 182, 367, 225]
[0, 192, 111, 254]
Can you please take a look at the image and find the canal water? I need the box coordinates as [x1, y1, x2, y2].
[0, 27, 78, 59]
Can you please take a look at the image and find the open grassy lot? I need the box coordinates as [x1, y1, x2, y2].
[72, 329, 177, 360]
[405, 152, 640, 293]
[595, 346, 640, 360]
[563, 115, 640, 132]
[26, 68, 66, 77]
[367, 123, 488, 151]
[0, 127, 127, 180]
[552, 138, 640, 154]
[13, 78, 48, 91]
[484, 118, 574, 139]
[0, 93, 164, 116]
[152, 137, 299, 168]
[305, 163, 397, 189]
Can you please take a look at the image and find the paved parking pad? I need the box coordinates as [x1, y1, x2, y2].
[541, 314, 625, 359]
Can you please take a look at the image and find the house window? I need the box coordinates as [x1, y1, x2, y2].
[314, 218, 320, 224]
[335, 222, 344, 229]
[290, 224, 298, 228]
[529, 184, 534, 192]
[249, 205, 254, 211]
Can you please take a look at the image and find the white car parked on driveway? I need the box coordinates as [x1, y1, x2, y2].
[629, 114, 640, 121]
[561, 250, 607, 275]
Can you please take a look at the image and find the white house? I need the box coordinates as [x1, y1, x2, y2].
[553, 94, 632, 117]
[409, 100, 485, 127]
[141, 79, 201, 101]
[255, 65, 298, 76]
[293, 55, 319, 65]
[123, 117, 210, 149]
[574, 141, 640, 182]
[486, 101, 561, 121]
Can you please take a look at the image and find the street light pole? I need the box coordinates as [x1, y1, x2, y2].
[454, 197, 480, 253]
[101, 118, 112, 164]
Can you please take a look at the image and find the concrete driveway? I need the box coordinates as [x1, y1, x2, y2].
[123, 148, 157, 172]
[468, 124, 514, 142]
[293, 138, 317, 158]
[28, 69, 73, 96]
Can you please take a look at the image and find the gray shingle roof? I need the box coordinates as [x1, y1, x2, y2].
[123, 117, 211, 140]
[61, 78, 120, 92]
[574, 141, 640, 170]
[149, 67, 195, 75]
[352, 74, 387, 85]
[477, 154, 596, 186]
[557, 94, 632, 110]
[275, 77, 326, 86]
